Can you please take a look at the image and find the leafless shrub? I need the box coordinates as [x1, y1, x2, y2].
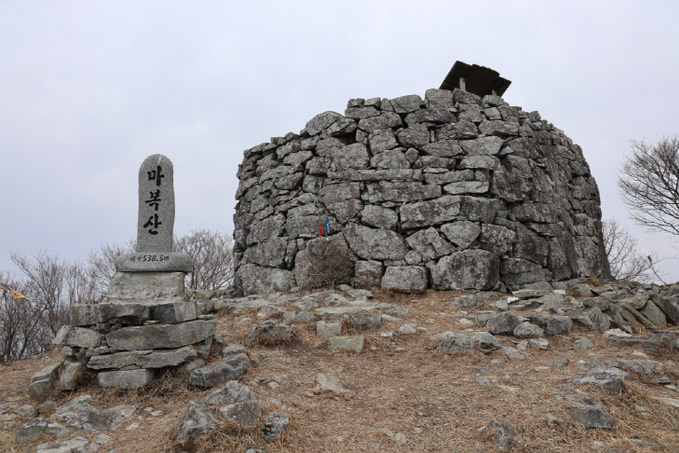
[174, 229, 235, 290]
[602, 219, 659, 283]
[295, 237, 352, 290]
[87, 240, 135, 297]
[0, 272, 58, 363]
[619, 136, 679, 235]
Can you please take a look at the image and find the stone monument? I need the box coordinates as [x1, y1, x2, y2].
[49, 154, 217, 391]
[109, 154, 193, 304]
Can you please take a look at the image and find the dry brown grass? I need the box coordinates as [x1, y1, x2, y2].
[2, 289, 679, 453]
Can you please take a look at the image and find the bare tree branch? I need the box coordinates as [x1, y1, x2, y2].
[601, 219, 665, 283]
[174, 230, 234, 290]
[619, 137, 679, 235]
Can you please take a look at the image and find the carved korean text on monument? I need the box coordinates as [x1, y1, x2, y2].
[137, 154, 175, 254]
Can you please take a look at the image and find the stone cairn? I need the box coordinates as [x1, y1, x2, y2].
[233, 62, 611, 295]
[42, 154, 217, 393]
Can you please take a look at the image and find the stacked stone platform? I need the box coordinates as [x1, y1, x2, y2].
[52, 281, 215, 390]
[234, 87, 610, 295]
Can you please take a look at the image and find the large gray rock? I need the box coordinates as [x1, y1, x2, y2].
[27, 436, 92, 452]
[237, 264, 294, 296]
[572, 308, 610, 331]
[60, 358, 84, 392]
[218, 400, 262, 430]
[262, 411, 291, 442]
[305, 111, 344, 136]
[473, 332, 501, 353]
[331, 143, 369, 170]
[97, 369, 154, 389]
[568, 407, 615, 429]
[658, 296, 679, 325]
[639, 300, 667, 329]
[70, 303, 149, 326]
[486, 312, 523, 335]
[528, 314, 572, 336]
[405, 228, 454, 261]
[53, 395, 136, 431]
[513, 322, 544, 339]
[437, 333, 474, 353]
[429, 250, 499, 290]
[354, 260, 383, 289]
[316, 321, 342, 338]
[370, 149, 410, 169]
[150, 302, 198, 324]
[381, 266, 428, 293]
[53, 326, 102, 349]
[177, 401, 219, 440]
[73, 301, 198, 326]
[28, 362, 62, 399]
[188, 354, 250, 389]
[382, 94, 423, 114]
[346, 313, 382, 330]
[500, 258, 547, 286]
[104, 271, 187, 304]
[572, 372, 627, 394]
[488, 418, 523, 451]
[440, 221, 481, 249]
[88, 346, 197, 370]
[105, 320, 216, 351]
[15, 418, 71, 443]
[400, 196, 461, 229]
[358, 112, 403, 133]
[247, 214, 286, 245]
[460, 136, 504, 155]
[248, 321, 294, 345]
[344, 224, 407, 260]
[361, 205, 399, 230]
[205, 381, 255, 406]
[243, 237, 288, 267]
[327, 336, 365, 352]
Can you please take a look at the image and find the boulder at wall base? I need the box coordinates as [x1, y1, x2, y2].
[237, 264, 294, 296]
[381, 266, 428, 293]
[429, 250, 499, 290]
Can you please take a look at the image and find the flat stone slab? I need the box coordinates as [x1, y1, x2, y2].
[115, 252, 193, 272]
[72, 301, 197, 326]
[104, 271, 187, 304]
[15, 418, 71, 443]
[105, 319, 216, 351]
[53, 395, 136, 430]
[188, 358, 246, 389]
[327, 336, 365, 352]
[97, 369, 154, 389]
[88, 346, 197, 370]
[53, 326, 103, 349]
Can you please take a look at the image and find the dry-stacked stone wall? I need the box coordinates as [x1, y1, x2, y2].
[233, 88, 610, 295]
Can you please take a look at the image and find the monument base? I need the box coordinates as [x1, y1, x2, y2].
[115, 252, 193, 273]
[104, 271, 187, 304]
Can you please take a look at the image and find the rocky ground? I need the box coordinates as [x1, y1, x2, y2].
[2, 280, 679, 452]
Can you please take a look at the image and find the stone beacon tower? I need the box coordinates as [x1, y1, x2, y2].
[233, 62, 610, 295]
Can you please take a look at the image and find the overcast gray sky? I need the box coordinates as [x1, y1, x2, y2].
[2, 1, 678, 282]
